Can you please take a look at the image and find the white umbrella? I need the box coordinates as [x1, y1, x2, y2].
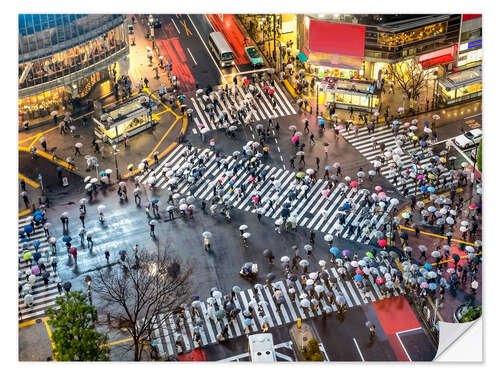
[432, 114, 440, 120]
[149, 220, 158, 225]
[281, 256, 290, 263]
[84, 176, 91, 183]
[324, 234, 333, 242]
[85, 183, 92, 190]
[105, 169, 113, 174]
[239, 225, 248, 231]
[79, 198, 87, 205]
[306, 168, 314, 175]
[202, 232, 212, 238]
[75, 142, 83, 148]
[424, 127, 432, 134]
[119, 181, 126, 187]
[242, 232, 251, 239]
[97, 205, 105, 211]
[90, 178, 98, 184]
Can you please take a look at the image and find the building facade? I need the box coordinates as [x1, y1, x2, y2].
[18, 14, 130, 124]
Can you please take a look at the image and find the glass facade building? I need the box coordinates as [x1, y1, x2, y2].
[18, 14, 129, 124]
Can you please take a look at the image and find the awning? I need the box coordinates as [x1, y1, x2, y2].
[420, 54, 455, 70]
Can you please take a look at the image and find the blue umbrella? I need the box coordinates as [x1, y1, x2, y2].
[319, 118, 325, 125]
[420, 186, 427, 192]
[229, 180, 235, 185]
[151, 198, 159, 204]
[343, 202, 350, 210]
[34, 215, 42, 222]
[62, 236, 72, 243]
[393, 120, 399, 125]
[33, 239, 41, 249]
[244, 317, 253, 326]
[423, 120, 430, 126]
[34, 210, 42, 216]
[21, 238, 29, 243]
[410, 166, 415, 173]
[18, 230, 24, 236]
[22, 243, 29, 249]
[224, 194, 231, 200]
[99, 170, 106, 176]
[33, 252, 42, 262]
[427, 187, 435, 193]
[427, 206, 436, 212]
[424, 263, 432, 271]
[354, 274, 363, 281]
[24, 225, 33, 234]
[420, 141, 428, 147]
[330, 247, 339, 255]
[429, 283, 437, 290]
[325, 165, 331, 171]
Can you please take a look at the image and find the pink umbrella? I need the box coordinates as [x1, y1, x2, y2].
[420, 282, 429, 289]
[268, 89, 275, 95]
[378, 192, 386, 199]
[248, 177, 255, 182]
[376, 277, 384, 284]
[31, 265, 40, 275]
[218, 176, 225, 181]
[321, 189, 329, 197]
[251, 196, 259, 201]
[335, 125, 344, 130]
[355, 268, 363, 275]
[378, 239, 387, 247]
[374, 186, 383, 192]
[417, 174, 425, 179]
[291, 136, 299, 142]
[374, 112, 380, 116]
[403, 122, 410, 127]
[243, 78, 249, 85]
[350, 181, 358, 187]
[469, 204, 477, 209]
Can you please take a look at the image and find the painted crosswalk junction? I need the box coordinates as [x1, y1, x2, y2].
[150, 262, 397, 357]
[340, 126, 453, 195]
[189, 80, 296, 135]
[18, 216, 61, 322]
[138, 144, 398, 245]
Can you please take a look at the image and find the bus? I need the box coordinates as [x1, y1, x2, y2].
[208, 32, 234, 67]
[248, 333, 277, 362]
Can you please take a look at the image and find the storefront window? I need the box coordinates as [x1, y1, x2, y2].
[18, 87, 72, 122]
[378, 22, 446, 47]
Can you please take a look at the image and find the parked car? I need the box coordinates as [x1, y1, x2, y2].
[245, 46, 264, 67]
[454, 128, 482, 149]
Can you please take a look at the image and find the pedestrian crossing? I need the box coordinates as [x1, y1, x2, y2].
[138, 144, 398, 245]
[188, 80, 296, 135]
[339, 126, 453, 195]
[18, 216, 62, 322]
[150, 262, 399, 357]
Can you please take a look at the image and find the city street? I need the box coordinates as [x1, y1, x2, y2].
[18, 13, 482, 362]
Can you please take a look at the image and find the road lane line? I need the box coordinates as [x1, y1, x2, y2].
[171, 19, 180, 34]
[186, 47, 197, 65]
[353, 338, 365, 361]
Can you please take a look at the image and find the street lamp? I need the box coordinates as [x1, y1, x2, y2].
[112, 143, 120, 180]
[316, 82, 319, 117]
[85, 275, 92, 305]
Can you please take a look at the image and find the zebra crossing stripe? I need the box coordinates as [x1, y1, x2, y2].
[275, 281, 298, 321]
[248, 289, 274, 328]
[329, 268, 354, 307]
[293, 280, 315, 318]
[238, 291, 260, 331]
[215, 297, 234, 338]
[153, 314, 168, 355]
[199, 301, 217, 343]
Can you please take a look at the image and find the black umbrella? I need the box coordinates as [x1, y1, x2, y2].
[452, 254, 460, 263]
[320, 271, 329, 280]
[63, 281, 72, 292]
[42, 271, 50, 280]
[230, 308, 241, 318]
[263, 249, 272, 257]
[288, 274, 298, 282]
[224, 302, 235, 313]
[280, 208, 290, 217]
[33, 252, 42, 262]
[400, 232, 408, 240]
[192, 296, 200, 301]
[472, 255, 481, 264]
[266, 272, 276, 281]
[243, 310, 252, 318]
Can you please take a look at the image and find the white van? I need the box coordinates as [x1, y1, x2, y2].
[248, 333, 277, 362]
[208, 31, 234, 67]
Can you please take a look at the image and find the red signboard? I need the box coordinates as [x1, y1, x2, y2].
[419, 45, 456, 62]
[463, 14, 482, 22]
[309, 20, 365, 58]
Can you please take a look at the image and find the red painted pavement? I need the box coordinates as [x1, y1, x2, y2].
[372, 296, 421, 361]
[206, 14, 250, 65]
[157, 38, 196, 92]
[177, 348, 207, 361]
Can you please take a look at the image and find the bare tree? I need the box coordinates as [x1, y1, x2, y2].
[387, 58, 433, 101]
[92, 249, 192, 361]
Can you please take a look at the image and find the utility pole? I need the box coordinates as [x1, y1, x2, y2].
[316, 83, 319, 116]
[273, 14, 277, 65]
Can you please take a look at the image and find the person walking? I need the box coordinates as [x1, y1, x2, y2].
[75, 144, 82, 156]
[414, 224, 420, 238]
[309, 133, 315, 145]
[304, 119, 310, 133]
[150, 222, 155, 237]
[21, 191, 30, 208]
[40, 137, 47, 152]
[57, 282, 63, 295]
[315, 157, 320, 170]
[204, 237, 211, 251]
[105, 250, 110, 264]
[79, 211, 85, 227]
[87, 234, 93, 251]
